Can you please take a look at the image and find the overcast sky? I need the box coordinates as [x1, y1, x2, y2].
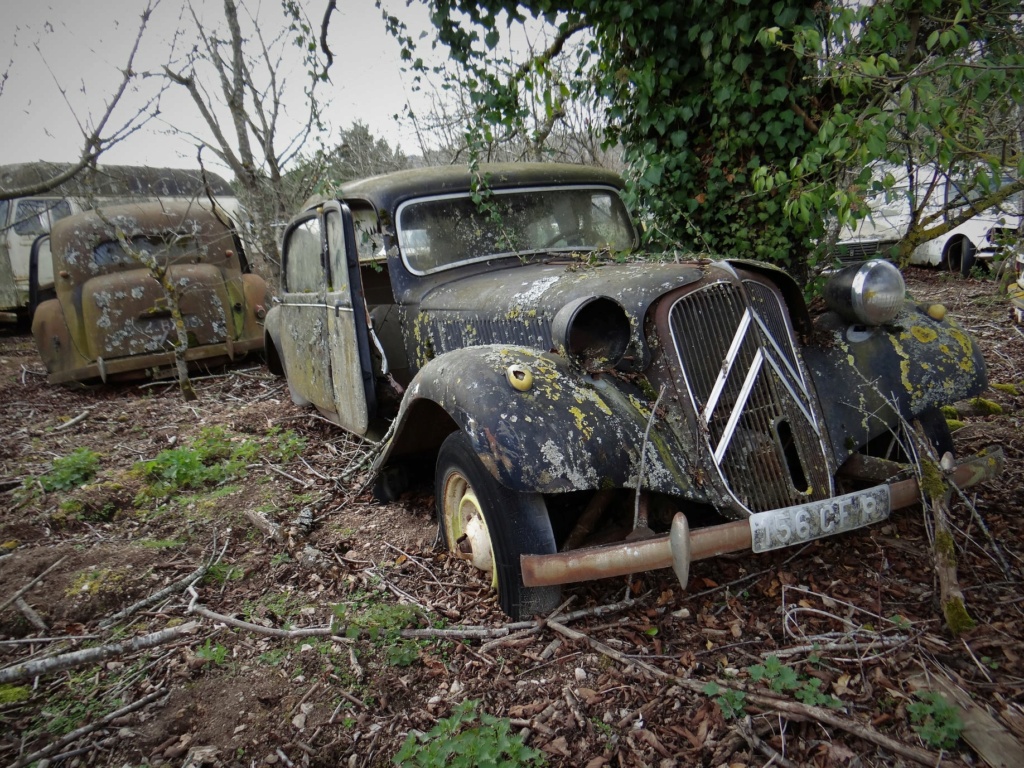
[0, 0, 434, 176]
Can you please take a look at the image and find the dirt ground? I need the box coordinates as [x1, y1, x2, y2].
[1, 266, 1023, 768]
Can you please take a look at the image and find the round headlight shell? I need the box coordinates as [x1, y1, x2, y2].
[551, 296, 631, 373]
[825, 259, 906, 326]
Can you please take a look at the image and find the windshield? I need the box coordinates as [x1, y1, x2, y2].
[93, 234, 200, 268]
[396, 186, 636, 274]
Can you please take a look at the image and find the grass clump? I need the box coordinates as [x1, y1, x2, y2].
[134, 426, 306, 501]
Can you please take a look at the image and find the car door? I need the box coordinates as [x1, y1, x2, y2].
[278, 212, 333, 410]
[323, 202, 377, 435]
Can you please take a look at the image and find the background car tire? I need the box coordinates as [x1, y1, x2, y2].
[435, 431, 561, 620]
[946, 236, 978, 277]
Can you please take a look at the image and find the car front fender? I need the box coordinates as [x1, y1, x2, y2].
[375, 344, 698, 497]
[804, 301, 987, 465]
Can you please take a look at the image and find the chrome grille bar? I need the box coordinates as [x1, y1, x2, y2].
[669, 279, 832, 514]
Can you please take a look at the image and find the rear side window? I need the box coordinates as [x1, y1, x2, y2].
[283, 216, 325, 294]
[12, 199, 72, 236]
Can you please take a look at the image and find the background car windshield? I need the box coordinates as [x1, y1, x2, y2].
[93, 234, 198, 267]
[397, 187, 635, 273]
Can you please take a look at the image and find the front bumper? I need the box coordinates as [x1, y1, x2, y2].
[48, 336, 265, 384]
[521, 448, 1004, 589]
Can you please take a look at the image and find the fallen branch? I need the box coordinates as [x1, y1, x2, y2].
[7, 689, 166, 768]
[188, 588, 331, 639]
[99, 559, 215, 629]
[14, 597, 47, 631]
[243, 508, 284, 542]
[0, 555, 68, 615]
[53, 408, 93, 432]
[399, 597, 638, 641]
[0, 623, 199, 684]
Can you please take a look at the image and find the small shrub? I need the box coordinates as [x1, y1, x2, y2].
[907, 691, 963, 750]
[394, 699, 544, 767]
[38, 448, 100, 492]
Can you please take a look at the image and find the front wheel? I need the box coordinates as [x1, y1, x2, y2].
[435, 431, 561, 620]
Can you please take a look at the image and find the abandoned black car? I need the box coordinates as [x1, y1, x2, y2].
[264, 163, 999, 619]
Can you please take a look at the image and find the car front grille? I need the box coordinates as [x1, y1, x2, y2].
[668, 279, 832, 514]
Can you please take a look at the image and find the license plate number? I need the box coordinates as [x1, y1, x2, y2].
[749, 486, 891, 553]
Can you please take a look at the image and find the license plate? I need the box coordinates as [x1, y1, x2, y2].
[749, 486, 891, 553]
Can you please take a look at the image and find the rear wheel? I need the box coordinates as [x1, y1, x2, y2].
[436, 431, 561, 619]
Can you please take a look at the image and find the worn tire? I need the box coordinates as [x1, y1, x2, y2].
[435, 431, 561, 620]
[946, 237, 978, 278]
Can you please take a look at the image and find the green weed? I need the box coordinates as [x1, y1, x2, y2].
[702, 682, 747, 720]
[907, 691, 963, 750]
[748, 655, 842, 709]
[195, 639, 229, 666]
[37, 448, 100, 492]
[394, 699, 544, 767]
[258, 648, 288, 667]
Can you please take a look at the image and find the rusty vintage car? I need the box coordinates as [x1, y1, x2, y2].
[264, 163, 1001, 619]
[32, 201, 270, 384]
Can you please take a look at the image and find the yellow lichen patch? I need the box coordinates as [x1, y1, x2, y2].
[574, 387, 613, 416]
[887, 334, 913, 393]
[910, 326, 938, 344]
[569, 406, 593, 440]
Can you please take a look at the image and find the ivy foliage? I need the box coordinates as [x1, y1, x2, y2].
[407, 0, 1024, 284]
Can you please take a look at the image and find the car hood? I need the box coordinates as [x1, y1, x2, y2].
[419, 260, 707, 320]
[412, 260, 709, 371]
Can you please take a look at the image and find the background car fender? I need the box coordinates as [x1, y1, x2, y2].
[373, 344, 699, 497]
[31, 298, 91, 376]
[803, 301, 988, 464]
[263, 304, 285, 376]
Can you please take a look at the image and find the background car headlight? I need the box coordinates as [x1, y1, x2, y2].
[824, 259, 906, 326]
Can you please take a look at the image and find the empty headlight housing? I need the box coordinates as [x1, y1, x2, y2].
[824, 259, 906, 326]
[551, 296, 630, 372]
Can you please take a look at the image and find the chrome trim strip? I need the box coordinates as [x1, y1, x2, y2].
[701, 307, 752, 424]
[713, 348, 763, 464]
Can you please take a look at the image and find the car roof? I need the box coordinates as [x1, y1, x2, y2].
[50, 200, 234, 257]
[306, 162, 626, 213]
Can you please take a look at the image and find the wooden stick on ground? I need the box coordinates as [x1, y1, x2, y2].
[0, 556, 68, 615]
[7, 689, 166, 768]
[0, 623, 198, 685]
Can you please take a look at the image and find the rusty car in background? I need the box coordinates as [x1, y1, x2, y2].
[264, 163, 1001, 619]
[1, 163, 237, 326]
[31, 201, 269, 384]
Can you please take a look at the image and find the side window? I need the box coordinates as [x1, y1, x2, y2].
[49, 200, 73, 225]
[351, 207, 384, 263]
[0, 200, 9, 228]
[325, 210, 348, 292]
[283, 216, 325, 294]
[13, 200, 52, 236]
